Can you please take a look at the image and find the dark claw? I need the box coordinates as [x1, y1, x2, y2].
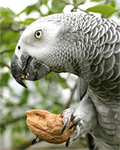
[69, 118, 81, 129]
[60, 117, 70, 135]
[66, 137, 70, 147]
[31, 136, 38, 145]
[73, 125, 80, 140]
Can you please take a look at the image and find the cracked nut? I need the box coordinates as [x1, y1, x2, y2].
[26, 109, 74, 144]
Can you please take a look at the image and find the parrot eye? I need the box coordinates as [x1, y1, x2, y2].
[34, 30, 42, 39]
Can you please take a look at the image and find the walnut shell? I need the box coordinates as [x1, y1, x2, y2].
[26, 109, 74, 144]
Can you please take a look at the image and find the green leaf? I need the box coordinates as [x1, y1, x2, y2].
[11, 120, 28, 148]
[51, 108, 61, 114]
[0, 7, 8, 19]
[0, 126, 6, 134]
[90, 0, 104, 2]
[110, 0, 116, 8]
[7, 43, 16, 59]
[0, 73, 9, 87]
[0, 18, 4, 25]
[118, 11, 120, 18]
[41, 0, 48, 5]
[73, 0, 86, 5]
[7, 43, 16, 51]
[86, 4, 118, 18]
[17, 18, 36, 25]
[3, 31, 19, 44]
[0, 7, 16, 26]
[17, 4, 40, 16]
[0, 7, 15, 19]
[18, 89, 29, 106]
[52, 0, 66, 13]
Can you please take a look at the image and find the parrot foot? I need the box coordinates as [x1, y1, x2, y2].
[31, 136, 40, 145]
[60, 108, 84, 147]
[60, 98, 97, 147]
[60, 108, 74, 135]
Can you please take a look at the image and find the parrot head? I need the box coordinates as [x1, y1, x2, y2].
[11, 13, 79, 87]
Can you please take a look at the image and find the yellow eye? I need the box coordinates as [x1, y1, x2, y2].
[34, 30, 42, 39]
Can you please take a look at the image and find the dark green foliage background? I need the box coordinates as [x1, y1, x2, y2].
[0, 0, 119, 149]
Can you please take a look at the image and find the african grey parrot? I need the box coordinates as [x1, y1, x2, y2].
[11, 12, 120, 150]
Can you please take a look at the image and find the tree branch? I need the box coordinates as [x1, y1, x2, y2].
[57, 0, 91, 15]
[104, 0, 109, 4]
[0, 61, 11, 70]
[0, 116, 26, 127]
[1, 25, 24, 32]
[63, 81, 77, 110]
[0, 50, 14, 55]
[13, 139, 34, 149]
[57, 0, 70, 5]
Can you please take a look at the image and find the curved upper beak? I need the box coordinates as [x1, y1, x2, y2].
[11, 53, 50, 88]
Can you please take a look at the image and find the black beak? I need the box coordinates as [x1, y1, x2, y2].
[11, 53, 50, 88]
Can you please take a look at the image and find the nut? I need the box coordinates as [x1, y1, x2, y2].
[26, 109, 74, 144]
